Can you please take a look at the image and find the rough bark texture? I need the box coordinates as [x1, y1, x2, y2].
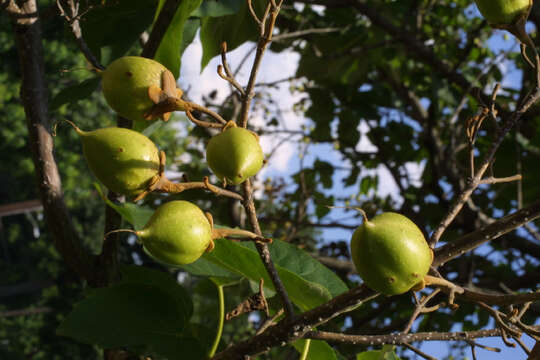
[11, 0, 96, 282]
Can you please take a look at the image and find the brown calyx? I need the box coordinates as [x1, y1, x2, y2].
[144, 68, 186, 121]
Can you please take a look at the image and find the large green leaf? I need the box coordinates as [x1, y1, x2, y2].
[179, 18, 201, 58]
[81, 0, 158, 64]
[199, 0, 266, 71]
[57, 282, 204, 359]
[193, 0, 244, 17]
[119, 265, 194, 319]
[202, 238, 348, 310]
[154, 0, 202, 78]
[182, 256, 241, 279]
[293, 339, 338, 360]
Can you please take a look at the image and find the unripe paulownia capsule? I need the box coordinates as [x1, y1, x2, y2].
[206, 125, 264, 185]
[137, 200, 213, 266]
[101, 56, 183, 123]
[68, 122, 160, 198]
[105, 200, 270, 266]
[474, 0, 531, 26]
[350, 212, 432, 295]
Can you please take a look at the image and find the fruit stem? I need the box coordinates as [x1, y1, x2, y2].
[504, 9, 540, 87]
[55, 118, 84, 136]
[325, 205, 370, 224]
[103, 229, 138, 242]
[355, 208, 370, 224]
[208, 283, 225, 358]
[423, 275, 464, 294]
[185, 101, 228, 125]
[222, 120, 237, 132]
[151, 176, 244, 201]
[212, 227, 272, 243]
[185, 107, 225, 129]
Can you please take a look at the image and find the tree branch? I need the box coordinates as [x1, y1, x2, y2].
[10, 0, 96, 282]
[272, 27, 341, 41]
[211, 285, 377, 359]
[430, 86, 540, 246]
[305, 327, 539, 346]
[433, 199, 540, 267]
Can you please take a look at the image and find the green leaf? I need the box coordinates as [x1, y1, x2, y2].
[338, 109, 360, 148]
[81, 0, 158, 63]
[199, 0, 266, 71]
[203, 238, 348, 310]
[360, 176, 378, 195]
[357, 345, 401, 360]
[306, 88, 334, 142]
[210, 276, 242, 287]
[57, 283, 204, 359]
[119, 265, 194, 319]
[154, 0, 203, 78]
[193, 0, 244, 17]
[182, 256, 241, 279]
[50, 77, 101, 111]
[179, 18, 201, 58]
[314, 159, 334, 189]
[293, 339, 338, 360]
[94, 183, 153, 230]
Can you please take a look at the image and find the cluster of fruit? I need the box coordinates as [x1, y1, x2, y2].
[69, 56, 264, 267]
[64, 54, 442, 296]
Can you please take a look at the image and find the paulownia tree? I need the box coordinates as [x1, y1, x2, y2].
[1, 0, 540, 359]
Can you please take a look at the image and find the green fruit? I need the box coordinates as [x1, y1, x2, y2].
[474, 0, 530, 25]
[206, 126, 264, 185]
[137, 201, 212, 265]
[101, 56, 169, 122]
[350, 212, 432, 295]
[75, 125, 160, 198]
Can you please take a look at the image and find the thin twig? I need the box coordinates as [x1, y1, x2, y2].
[403, 289, 441, 334]
[477, 302, 521, 340]
[433, 199, 540, 267]
[247, 0, 262, 26]
[219, 42, 246, 96]
[239, 0, 281, 128]
[467, 340, 501, 353]
[402, 343, 437, 360]
[430, 86, 540, 247]
[256, 308, 284, 335]
[56, 0, 103, 70]
[304, 327, 537, 345]
[0, 307, 52, 317]
[272, 27, 341, 41]
[480, 175, 522, 184]
[513, 335, 531, 355]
